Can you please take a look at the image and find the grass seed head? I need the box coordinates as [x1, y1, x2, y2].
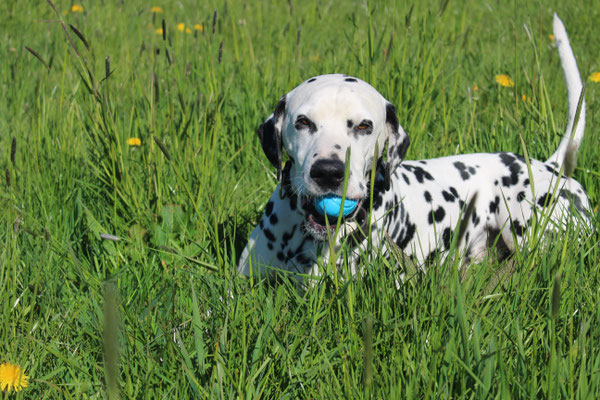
[10, 136, 16, 164]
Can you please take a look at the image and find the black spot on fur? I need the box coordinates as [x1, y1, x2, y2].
[442, 228, 452, 249]
[259, 220, 264, 229]
[402, 173, 410, 185]
[269, 214, 278, 225]
[307, 77, 317, 83]
[428, 207, 446, 224]
[489, 196, 500, 214]
[391, 223, 401, 239]
[499, 153, 523, 187]
[281, 225, 297, 247]
[404, 164, 433, 183]
[289, 195, 297, 211]
[517, 192, 526, 202]
[471, 210, 480, 226]
[334, 144, 342, 150]
[512, 220, 526, 236]
[277, 251, 286, 261]
[545, 165, 561, 177]
[537, 192, 552, 208]
[523, 178, 530, 186]
[453, 161, 472, 180]
[265, 201, 274, 216]
[344, 77, 358, 82]
[424, 191, 432, 202]
[267, 243, 273, 250]
[263, 228, 276, 242]
[442, 190, 455, 202]
[559, 189, 589, 215]
[347, 120, 353, 128]
[396, 221, 416, 250]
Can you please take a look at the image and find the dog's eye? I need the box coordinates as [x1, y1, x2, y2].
[295, 116, 311, 129]
[355, 120, 373, 133]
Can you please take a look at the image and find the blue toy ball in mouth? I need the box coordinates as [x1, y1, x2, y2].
[313, 195, 358, 218]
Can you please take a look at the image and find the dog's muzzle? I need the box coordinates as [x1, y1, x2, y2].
[300, 194, 368, 241]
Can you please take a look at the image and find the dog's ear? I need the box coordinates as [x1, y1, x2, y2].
[257, 96, 287, 180]
[383, 102, 410, 190]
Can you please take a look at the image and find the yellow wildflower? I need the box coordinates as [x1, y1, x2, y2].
[0, 362, 29, 392]
[194, 24, 203, 32]
[473, 84, 479, 91]
[155, 28, 163, 35]
[548, 34, 555, 42]
[495, 74, 514, 88]
[71, 4, 84, 13]
[127, 138, 142, 146]
[589, 72, 600, 82]
[185, 27, 192, 34]
[177, 23, 185, 32]
[151, 6, 163, 13]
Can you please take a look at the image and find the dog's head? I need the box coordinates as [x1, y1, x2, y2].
[258, 74, 410, 240]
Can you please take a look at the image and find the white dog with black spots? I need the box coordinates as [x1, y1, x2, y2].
[238, 14, 591, 281]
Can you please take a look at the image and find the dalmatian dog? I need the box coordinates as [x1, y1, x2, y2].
[238, 14, 591, 281]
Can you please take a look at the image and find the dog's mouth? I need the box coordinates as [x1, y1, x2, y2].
[300, 195, 368, 240]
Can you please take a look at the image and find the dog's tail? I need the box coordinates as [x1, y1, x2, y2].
[546, 13, 586, 170]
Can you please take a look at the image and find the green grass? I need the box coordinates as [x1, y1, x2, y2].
[1, 0, 600, 398]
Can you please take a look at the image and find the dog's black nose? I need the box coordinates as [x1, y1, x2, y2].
[310, 159, 346, 190]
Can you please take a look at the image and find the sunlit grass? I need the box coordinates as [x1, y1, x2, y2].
[1, 0, 599, 397]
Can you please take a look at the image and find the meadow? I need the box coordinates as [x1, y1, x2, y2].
[1, 0, 600, 398]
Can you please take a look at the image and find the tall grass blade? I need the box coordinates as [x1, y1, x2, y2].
[103, 282, 120, 400]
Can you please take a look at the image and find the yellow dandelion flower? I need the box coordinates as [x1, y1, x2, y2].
[589, 72, 600, 82]
[495, 74, 514, 88]
[151, 6, 163, 13]
[177, 23, 185, 32]
[71, 4, 84, 13]
[0, 363, 29, 392]
[155, 28, 163, 35]
[194, 24, 203, 32]
[521, 94, 527, 101]
[127, 138, 142, 146]
[185, 27, 192, 34]
[473, 84, 479, 91]
[548, 34, 555, 42]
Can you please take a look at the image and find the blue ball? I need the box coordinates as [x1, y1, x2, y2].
[313, 195, 358, 218]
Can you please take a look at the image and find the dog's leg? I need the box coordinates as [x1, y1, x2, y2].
[237, 187, 318, 281]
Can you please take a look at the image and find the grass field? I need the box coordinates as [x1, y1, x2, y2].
[1, 0, 600, 398]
